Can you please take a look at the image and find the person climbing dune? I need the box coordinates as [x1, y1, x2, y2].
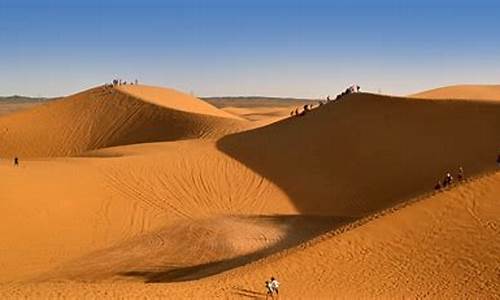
[271, 277, 280, 297]
[265, 280, 274, 299]
[434, 180, 442, 190]
[457, 167, 464, 182]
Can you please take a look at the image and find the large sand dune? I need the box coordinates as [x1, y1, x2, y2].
[218, 93, 500, 215]
[411, 84, 500, 101]
[0, 85, 246, 157]
[0, 85, 499, 298]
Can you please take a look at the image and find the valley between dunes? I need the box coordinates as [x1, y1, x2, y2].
[0, 84, 499, 299]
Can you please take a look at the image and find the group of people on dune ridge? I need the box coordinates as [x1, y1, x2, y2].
[111, 78, 138, 86]
[290, 84, 361, 117]
[435, 167, 465, 190]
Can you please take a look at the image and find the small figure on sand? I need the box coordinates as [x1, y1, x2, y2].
[442, 172, 453, 187]
[265, 280, 274, 299]
[457, 167, 464, 182]
[265, 277, 280, 299]
[434, 180, 442, 191]
[270, 277, 280, 296]
[13, 157, 19, 166]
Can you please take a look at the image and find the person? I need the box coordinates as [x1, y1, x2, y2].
[265, 280, 274, 299]
[14, 157, 19, 166]
[327, 95, 331, 102]
[434, 180, 442, 190]
[444, 172, 453, 187]
[135, 79, 139, 85]
[270, 277, 280, 296]
[356, 85, 361, 92]
[457, 167, 464, 181]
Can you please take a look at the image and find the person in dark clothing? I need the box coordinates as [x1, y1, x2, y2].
[443, 172, 453, 187]
[434, 180, 442, 190]
[14, 157, 19, 166]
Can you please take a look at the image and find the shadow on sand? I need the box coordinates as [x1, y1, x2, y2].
[112, 215, 353, 283]
[216, 94, 500, 215]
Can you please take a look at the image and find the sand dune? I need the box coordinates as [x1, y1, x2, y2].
[206, 170, 500, 298]
[2, 171, 498, 298]
[411, 84, 500, 101]
[0, 86, 499, 298]
[218, 93, 500, 215]
[0, 85, 247, 157]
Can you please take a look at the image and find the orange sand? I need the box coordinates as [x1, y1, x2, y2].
[0, 84, 499, 298]
[411, 84, 500, 101]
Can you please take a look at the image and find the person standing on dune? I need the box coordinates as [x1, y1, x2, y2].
[265, 280, 274, 299]
[13, 157, 19, 166]
[434, 180, 442, 190]
[270, 277, 280, 297]
[457, 167, 464, 182]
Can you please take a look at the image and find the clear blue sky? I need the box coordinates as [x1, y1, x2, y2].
[1, 0, 499, 98]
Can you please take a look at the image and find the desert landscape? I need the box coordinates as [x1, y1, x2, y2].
[0, 83, 499, 299]
[1, 1, 500, 298]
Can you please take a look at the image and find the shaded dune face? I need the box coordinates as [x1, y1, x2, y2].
[217, 93, 500, 216]
[411, 84, 500, 101]
[0, 85, 247, 158]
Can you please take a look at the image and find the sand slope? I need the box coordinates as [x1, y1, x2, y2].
[2, 171, 498, 298]
[411, 84, 500, 101]
[218, 93, 500, 215]
[211, 170, 500, 299]
[0, 85, 246, 157]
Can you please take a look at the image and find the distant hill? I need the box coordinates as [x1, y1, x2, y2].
[202, 96, 315, 108]
[0, 96, 56, 116]
[0, 95, 54, 103]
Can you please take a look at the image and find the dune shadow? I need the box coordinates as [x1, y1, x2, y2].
[216, 94, 500, 216]
[96, 215, 353, 283]
[231, 286, 267, 299]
